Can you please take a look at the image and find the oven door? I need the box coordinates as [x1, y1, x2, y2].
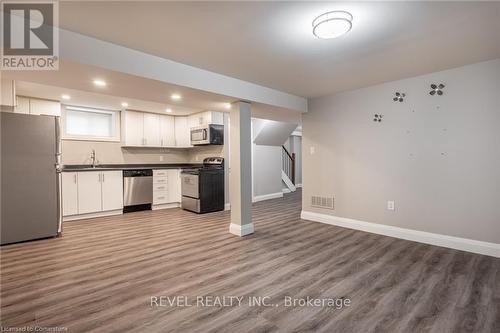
[181, 173, 200, 198]
[191, 127, 209, 145]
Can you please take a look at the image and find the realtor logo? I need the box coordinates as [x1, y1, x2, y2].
[1, 0, 59, 70]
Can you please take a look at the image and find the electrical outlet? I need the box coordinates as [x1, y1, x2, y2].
[159, 155, 164, 162]
[310, 146, 315, 155]
[387, 201, 395, 211]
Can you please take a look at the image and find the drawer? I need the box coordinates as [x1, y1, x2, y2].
[153, 192, 169, 204]
[153, 183, 168, 192]
[153, 170, 168, 177]
[153, 176, 168, 184]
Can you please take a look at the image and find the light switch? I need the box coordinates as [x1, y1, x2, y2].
[387, 201, 395, 211]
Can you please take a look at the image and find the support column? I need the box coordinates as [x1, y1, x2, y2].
[229, 101, 254, 236]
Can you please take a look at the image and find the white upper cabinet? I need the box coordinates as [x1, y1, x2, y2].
[123, 110, 220, 148]
[101, 171, 123, 211]
[14, 96, 30, 114]
[209, 111, 224, 125]
[159, 115, 176, 147]
[123, 110, 144, 146]
[29, 98, 61, 116]
[188, 111, 224, 129]
[14, 97, 61, 116]
[143, 113, 160, 146]
[174, 116, 191, 147]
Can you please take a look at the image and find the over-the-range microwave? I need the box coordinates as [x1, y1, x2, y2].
[190, 124, 224, 145]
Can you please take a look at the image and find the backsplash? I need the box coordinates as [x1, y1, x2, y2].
[62, 140, 224, 165]
[188, 145, 224, 163]
[61, 140, 188, 165]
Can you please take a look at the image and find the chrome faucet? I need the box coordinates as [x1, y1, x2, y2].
[90, 149, 99, 168]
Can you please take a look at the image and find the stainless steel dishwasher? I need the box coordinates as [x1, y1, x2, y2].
[123, 169, 153, 212]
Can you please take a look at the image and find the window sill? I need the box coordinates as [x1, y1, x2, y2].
[62, 137, 121, 143]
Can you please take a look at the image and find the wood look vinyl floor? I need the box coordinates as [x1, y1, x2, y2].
[1, 190, 499, 333]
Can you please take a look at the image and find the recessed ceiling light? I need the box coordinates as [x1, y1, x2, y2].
[61, 94, 71, 100]
[166, 108, 172, 113]
[93, 79, 107, 87]
[171, 93, 181, 101]
[121, 102, 129, 108]
[312, 11, 353, 39]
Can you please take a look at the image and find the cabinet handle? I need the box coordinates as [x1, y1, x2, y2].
[74, 174, 77, 183]
[161, 138, 163, 146]
[102, 173, 105, 182]
[98, 173, 101, 182]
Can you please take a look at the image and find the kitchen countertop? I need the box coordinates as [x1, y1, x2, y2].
[62, 163, 203, 172]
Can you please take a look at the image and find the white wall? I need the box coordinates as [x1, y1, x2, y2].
[303, 59, 500, 244]
[252, 119, 283, 201]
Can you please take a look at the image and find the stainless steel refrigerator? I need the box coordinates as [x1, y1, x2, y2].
[1, 112, 62, 245]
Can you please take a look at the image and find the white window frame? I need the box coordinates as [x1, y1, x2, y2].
[62, 105, 121, 142]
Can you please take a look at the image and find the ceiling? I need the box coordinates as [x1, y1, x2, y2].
[58, 1, 500, 98]
[14, 81, 201, 116]
[4, 60, 302, 123]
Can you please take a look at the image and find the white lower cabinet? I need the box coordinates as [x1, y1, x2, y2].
[77, 172, 102, 214]
[61, 172, 78, 216]
[101, 171, 124, 211]
[62, 170, 123, 219]
[152, 169, 181, 207]
[63, 169, 182, 217]
[167, 169, 181, 203]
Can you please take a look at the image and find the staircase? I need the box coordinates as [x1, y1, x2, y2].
[282, 146, 296, 192]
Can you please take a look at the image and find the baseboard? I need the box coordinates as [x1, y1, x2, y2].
[229, 222, 254, 237]
[253, 192, 283, 203]
[282, 188, 291, 194]
[152, 203, 180, 210]
[300, 210, 500, 258]
[63, 209, 122, 222]
[224, 203, 231, 211]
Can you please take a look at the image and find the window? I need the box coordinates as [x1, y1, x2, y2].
[62, 105, 120, 141]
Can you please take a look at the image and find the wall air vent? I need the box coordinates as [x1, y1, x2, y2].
[311, 196, 334, 209]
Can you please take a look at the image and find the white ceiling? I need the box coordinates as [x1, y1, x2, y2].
[6, 60, 234, 114]
[58, 1, 500, 98]
[4, 60, 302, 123]
[14, 81, 201, 116]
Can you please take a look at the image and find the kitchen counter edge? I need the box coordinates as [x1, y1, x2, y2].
[62, 163, 203, 172]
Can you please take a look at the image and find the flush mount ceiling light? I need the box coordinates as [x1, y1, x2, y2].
[312, 11, 353, 39]
[165, 108, 172, 113]
[171, 93, 181, 101]
[121, 102, 129, 108]
[61, 94, 71, 100]
[223, 103, 231, 110]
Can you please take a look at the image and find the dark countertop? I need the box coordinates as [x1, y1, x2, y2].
[62, 163, 203, 172]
